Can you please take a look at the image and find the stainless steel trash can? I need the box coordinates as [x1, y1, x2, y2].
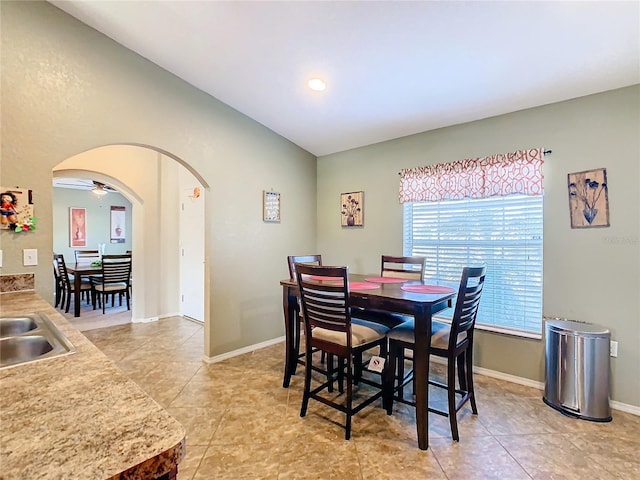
[543, 319, 612, 422]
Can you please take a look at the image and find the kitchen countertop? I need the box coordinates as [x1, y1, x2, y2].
[0, 292, 185, 480]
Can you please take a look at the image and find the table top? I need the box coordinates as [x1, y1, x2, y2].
[67, 262, 103, 274]
[281, 273, 457, 304]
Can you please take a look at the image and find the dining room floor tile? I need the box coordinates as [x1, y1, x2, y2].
[82, 316, 640, 480]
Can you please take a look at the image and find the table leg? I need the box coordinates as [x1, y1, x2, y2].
[74, 271, 82, 317]
[282, 287, 298, 388]
[413, 305, 432, 450]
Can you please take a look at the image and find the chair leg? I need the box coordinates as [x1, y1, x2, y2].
[64, 290, 71, 313]
[466, 348, 478, 415]
[447, 354, 459, 442]
[300, 348, 312, 418]
[126, 290, 130, 310]
[345, 354, 353, 440]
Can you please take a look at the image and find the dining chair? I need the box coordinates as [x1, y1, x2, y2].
[385, 265, 486, 442]
[296, 263, 389, 440]
[355, 255, 427, 329]
[287, 254, 322, 279]
[381, 255, 426, 280]
[53, 255, 63, 307]
[91, 254, 132, 314]
[286, 255, 325, 372]
[54, 253, 93, 313]
[74, 249, 100, 263]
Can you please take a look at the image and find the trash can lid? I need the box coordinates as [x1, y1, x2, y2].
[545, 319, 610, 336]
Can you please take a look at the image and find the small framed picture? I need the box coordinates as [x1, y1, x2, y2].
[567, 168, 609, 228]
[341, 191, 364, 227]
[263, 191, 280, 223]
[69, 207, 87, 247]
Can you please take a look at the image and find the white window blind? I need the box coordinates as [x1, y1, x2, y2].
[403, 194, 543, 336]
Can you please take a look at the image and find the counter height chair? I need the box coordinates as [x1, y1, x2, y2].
[354, 255, 427, 329]
[54, 253, 93, 314]
[284, 255, 325, 386]
[385, 265, 486, 442]
[91, 254, 132, 314]
[381, 255, 426, 281]
[296, 264, 389, 440]
[287, 254, 322, 280]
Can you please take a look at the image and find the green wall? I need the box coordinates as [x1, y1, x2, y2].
[317, 86, 640, 407]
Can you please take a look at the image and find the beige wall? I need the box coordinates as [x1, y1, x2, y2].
[317, 85, 640, 407]
[0, 2, 317, 357]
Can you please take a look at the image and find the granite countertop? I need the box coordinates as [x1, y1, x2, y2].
[0, 292, 185, 480]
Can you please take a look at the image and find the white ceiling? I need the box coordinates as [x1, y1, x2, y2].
[50, 1, 640, 157]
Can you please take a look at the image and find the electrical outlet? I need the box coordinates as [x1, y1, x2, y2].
[23, 249, 38, 266]
[610, 340, 618, 358]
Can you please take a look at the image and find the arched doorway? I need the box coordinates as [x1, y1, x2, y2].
[52, 144, 207, 326]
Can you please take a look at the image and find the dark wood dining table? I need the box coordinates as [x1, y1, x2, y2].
[280, 273, 455, 450]
[66, 262, 102, 317]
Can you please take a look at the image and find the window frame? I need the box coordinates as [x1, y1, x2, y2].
[403, 194, 543, 338]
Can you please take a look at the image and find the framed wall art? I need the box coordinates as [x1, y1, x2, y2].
[567, 168, 609, 228]
[0, 187, 34, 231]
[263, 190, 281, 223]
[69, 207, 87, 247]
[110, 206, 126, 243]
[341, 191, 364, 227]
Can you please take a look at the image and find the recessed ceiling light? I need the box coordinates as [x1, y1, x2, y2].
[308, 78, 326, 91]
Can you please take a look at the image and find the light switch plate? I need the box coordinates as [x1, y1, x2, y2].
[23, 248, 38, 266]
[0, 249, 3, 268]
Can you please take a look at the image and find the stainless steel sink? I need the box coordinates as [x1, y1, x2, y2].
[0, 316, 39, 337]
[0, 313, 76, 368]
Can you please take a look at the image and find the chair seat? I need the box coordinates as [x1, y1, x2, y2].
[312, 319, 389, 347]
[94, 282, 127, 292]
[387, 319, 467, 349]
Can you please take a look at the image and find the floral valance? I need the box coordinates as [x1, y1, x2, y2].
[399, 148, 544, 203]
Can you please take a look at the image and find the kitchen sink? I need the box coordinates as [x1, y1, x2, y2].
[0, 316, 39, 337]
[0, 313, 76, 368]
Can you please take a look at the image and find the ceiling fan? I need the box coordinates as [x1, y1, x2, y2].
[53, 178, 118, 194]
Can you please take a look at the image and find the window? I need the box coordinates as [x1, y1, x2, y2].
[403, 194, 543, 337]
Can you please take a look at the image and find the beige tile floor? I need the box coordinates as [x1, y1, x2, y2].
[82, 317, 640, 480]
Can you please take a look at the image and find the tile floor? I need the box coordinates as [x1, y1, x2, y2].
[82, 317, 640, 480]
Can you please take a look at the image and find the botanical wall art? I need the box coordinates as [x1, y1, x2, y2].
[567, 168, 609, 228]
[0, 187, 35, 232]
[263, 190, 281, 223]
[110, 206, 126, 243]
[69, 207, 87, 247]
[341, 191, 364, 227]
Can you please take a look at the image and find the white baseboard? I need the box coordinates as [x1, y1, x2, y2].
[132, 316, 159, 323]
[203, 336, 285, 364]
[470, 362, 639, 416]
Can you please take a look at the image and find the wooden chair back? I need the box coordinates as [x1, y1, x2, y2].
[295, 264, 352, 354]
[53, 253, 71, 289]
[449, 265, 486, 348]
[381, 255, 425, 281]
[74, 250, 100, 263]
[100, 254, 132, 285]
[287, 254, 322, 279]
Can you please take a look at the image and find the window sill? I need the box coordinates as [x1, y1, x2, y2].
[433, 315, 542, 340]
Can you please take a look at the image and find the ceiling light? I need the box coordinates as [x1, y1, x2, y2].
[92, 184, 108, 195]
[308, 78, 326, 91]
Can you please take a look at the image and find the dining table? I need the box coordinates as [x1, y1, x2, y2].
[280, 273, 456, 450]
[66, 262, 102, 317]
